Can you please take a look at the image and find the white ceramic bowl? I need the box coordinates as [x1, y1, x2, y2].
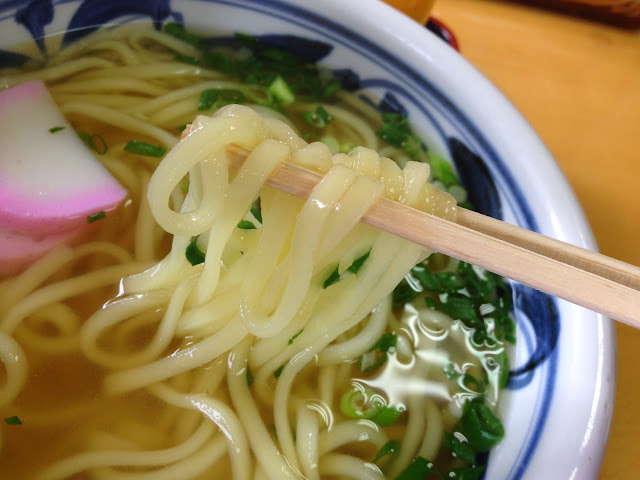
[0, 0, 615, 478]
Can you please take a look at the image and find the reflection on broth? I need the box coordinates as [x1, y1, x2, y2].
[0, 23, 512, 480]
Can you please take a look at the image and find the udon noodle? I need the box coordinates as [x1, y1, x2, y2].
[0, 25, 510, 479]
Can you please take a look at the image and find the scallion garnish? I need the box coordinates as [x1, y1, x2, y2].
[444, 432, 477, 465]
[237, 220, 256, 230]
[185, 236, 206, 266]
[268, 76, 295, 107]
[273, 365, 284, 379]
[198, 88, 246, 111]
[87, 211, 106, 223]
[339, 386, 404, 426]
[372, 405, 405, 427]
[48, 126, 65, 133]
[163, 22, 204, 50]
[174, 53, 200, 65]
[395, 457, 435, 480]
[357, 332, 396, 372]
[202, 51, 235, 74]
[4, 416, 22, 425]
[250, 205, 262, 224]
[246, 367, 254, 387]
[322, 268, 341, 289]
[77, 131, 108, 154]
[303, 105, 332, 128]
[288, 328, 303, 345]
[322, 250, 371, 288]
[458, 401, 504, 453]
[448, 466, 486, 480]
[372, 439, 401, 463]
[124, 140, 167, 158]
[179, 175, 190, 193]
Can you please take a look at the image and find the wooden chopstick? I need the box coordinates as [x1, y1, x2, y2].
[226, 144, 640, 329]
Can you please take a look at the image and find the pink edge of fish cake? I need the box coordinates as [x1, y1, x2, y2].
[0, 80, 128, 235]
[0, 223, 90, 278]
[0, 182, 126, 235]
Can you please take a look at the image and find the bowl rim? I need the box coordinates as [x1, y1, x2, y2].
[0, 0, 616, 478]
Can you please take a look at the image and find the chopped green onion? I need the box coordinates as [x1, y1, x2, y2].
[372, 332, 396, 352]
[409, 264, 439, 291]
[358, 332, 397, 372]
[288, 329, 304, 345]
[340, 387, 385, 420]
[434, 271, 466, 292]
[444, 432, 477, 465]
[376, 114, 416, 151]
[237, 220, 257, 230]
[246, 367, 254, 387]
[87, 211, 106, 223]
[322, 80, 341, 99]
[396, 457, 435, 480]
[322, 267, 341, 289]
[163, 22, 204, 49]
[268, 76, 295, 106]
[179, 175, 190, 193]
[425, 297, 437, 309]
[250, 205, 262, 224]
[322, 250, 371, 289]
[77, 131, 108, 154]
[339, 386, 403, 426]
[186, 236, 206, 266]
[319, 135, 340, 154]
[48, 126, 65, 133]
[303, 105, 332, 128]
[202, 51, 234, 73]
[124, 140, 167, 158]
[427, 151, 459, 187]
[198, 88, 246, 111]
[302, 132, 317, 142]
[448, 466, 486, 480]
[347, 251, 370, 275]
[492, 351, 510, 389]
[440, 295, 479, 325]
[459, 401, 504, 453]
[273, 365, 284, 379]
[234, 32, 257, 47]
[391, 280, 420, 307]
[177, 124, 188, 132]
[372, 439, 401, 463]
[174, 53, 200, 65]
[4, 416, 22, 425]
[443, 362, 459, 380]
[371, 405, 404, 427]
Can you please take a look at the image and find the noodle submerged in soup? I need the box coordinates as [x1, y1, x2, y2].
[0, 24, 513, 480]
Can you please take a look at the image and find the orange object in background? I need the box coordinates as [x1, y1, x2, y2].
[511, 0, 640, 28]
[381, 0, 436, 23]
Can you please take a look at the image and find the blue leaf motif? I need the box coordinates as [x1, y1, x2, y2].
[15, 0, 53, 54]
[333, 68, 360, 92]
[0, 49, 32, 68]
[253, 34, 333, 63]
[62, 0, 178, 45]
[377, 91, 408, 116]
[203, 34, 333, 63]
[448, 137, 502, 219]
[508, 284, 560, 389]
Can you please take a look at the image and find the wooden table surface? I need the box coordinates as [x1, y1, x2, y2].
[427, 1, 639, 478]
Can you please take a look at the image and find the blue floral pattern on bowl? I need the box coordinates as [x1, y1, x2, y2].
[0, 1, 607, 479]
